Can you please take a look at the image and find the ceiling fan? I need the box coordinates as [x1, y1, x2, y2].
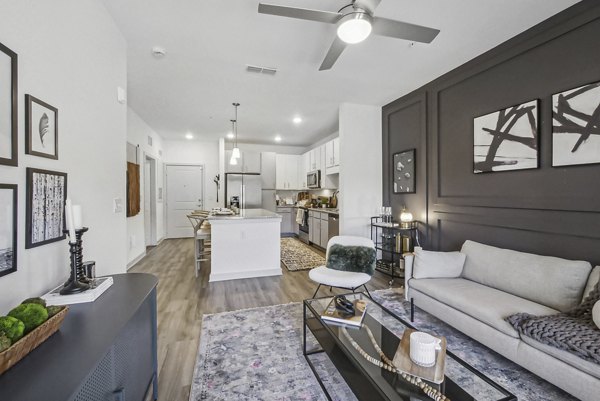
[258, 0, 440, 70]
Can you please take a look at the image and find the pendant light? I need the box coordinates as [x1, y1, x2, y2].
[231, 102, 241, 159]
[229, 119, 238, 165]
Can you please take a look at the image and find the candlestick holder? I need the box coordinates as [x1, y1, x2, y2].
[60, 227, 90, 295]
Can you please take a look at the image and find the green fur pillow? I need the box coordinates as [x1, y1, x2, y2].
[326, 244, 376, 275]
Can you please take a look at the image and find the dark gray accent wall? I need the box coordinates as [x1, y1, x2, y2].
[382, 1, 600, 265]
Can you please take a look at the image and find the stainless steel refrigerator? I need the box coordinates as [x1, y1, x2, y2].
[225, 173, 263, 209]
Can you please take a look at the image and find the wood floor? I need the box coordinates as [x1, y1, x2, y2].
[131, 238, 402, 401]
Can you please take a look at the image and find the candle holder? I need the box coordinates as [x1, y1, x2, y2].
[60, 227, 90, 295]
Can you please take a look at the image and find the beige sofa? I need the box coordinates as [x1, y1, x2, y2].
[404, 240, 600, 401]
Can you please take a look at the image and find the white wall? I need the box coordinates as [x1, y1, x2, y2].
[0, 0, 127, 313]
[162, 140, 220, 210]
[339, 103, 382, 238]
[126, 107, 164, 266]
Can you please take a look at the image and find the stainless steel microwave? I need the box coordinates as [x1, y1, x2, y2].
[307, 170, 321, 189]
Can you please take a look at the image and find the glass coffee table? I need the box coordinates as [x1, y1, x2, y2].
[303, 293, 516, 401]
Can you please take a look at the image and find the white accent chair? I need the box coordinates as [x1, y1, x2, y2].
[308, 235, 375, 298]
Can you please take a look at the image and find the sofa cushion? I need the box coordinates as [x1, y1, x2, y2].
[520, 334, 600, 379]
[409, 278, 559, 338]
[413, 249, 465, 279]
[460, 240, 592, 312]
[584, 266, 600, 302]
[594, 302, 600, 330]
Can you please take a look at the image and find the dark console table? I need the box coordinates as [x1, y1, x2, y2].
[0, 273, 158, 401]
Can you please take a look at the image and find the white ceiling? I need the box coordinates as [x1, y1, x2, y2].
[102, 0, 579, 146]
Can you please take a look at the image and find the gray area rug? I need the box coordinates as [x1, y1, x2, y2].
[280, 237, 325, 271]
[189, 290, 575, 401]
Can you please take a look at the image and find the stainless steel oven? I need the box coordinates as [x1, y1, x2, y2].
[307, 170, 321, 189]
[298, 208, 309, 243]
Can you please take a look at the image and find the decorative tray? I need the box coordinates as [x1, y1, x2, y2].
[392, 328, 447, 384]
[0, 306, 69, 375]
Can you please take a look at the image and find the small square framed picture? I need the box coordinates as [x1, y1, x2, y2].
[26, 94, 58, 160]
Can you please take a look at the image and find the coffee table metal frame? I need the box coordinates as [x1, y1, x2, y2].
[303, 293, 517, 401]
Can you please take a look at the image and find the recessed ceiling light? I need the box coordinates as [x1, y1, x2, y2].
[185, 133, 194, 140]
[274, 135, 282, 142]
[293, 116, 302, 124]
[226, 132, 234, 139]
[151, 46, 166, 58]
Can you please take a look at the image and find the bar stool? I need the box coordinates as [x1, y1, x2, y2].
[187, 213, 211, 277]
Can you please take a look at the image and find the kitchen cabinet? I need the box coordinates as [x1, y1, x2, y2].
[320, 213, 329, 248]
[308, 147, 322, 172]
[261, 152, 276, 189]
[333, 137, 340, 166]
[226, 150, 261, 173]
[325, 140, 335, 168]
[311, 213, 321, 246]
[298, 153, 309, 189]
[325, 137, 340, 175]
[277, 207, 294, 234]
[276, 154, 299, 189]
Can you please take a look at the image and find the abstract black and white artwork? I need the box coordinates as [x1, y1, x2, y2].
[0, 41, 18, 167]
[393, 149, 416, 193]
[26, 168, 67, 249]
[0, 184, 17, 277]
[26, 95, 58, 160]
[552, 81, 600, 167]
[473, 100, 539, 173]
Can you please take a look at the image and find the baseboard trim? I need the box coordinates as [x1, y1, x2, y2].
[209, 268, 282, 282]
[127, 251, 147, 270]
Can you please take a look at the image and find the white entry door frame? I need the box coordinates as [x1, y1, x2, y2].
[165, 163, 205, 238]
[144, 154, 157, 246]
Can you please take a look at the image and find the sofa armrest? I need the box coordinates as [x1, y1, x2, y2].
[403, 252, 415, 301]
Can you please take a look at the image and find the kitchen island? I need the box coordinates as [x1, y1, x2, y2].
[208, 208, 282, 282]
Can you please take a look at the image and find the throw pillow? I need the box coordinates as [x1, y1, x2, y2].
[413, 248, 466, 279]
[327, 244, 376, 275]
[593, 302, 600, 330]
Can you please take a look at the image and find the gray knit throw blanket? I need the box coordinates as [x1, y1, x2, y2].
[506, 279, 600, 365]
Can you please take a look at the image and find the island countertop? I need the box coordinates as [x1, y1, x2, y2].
[208, 208, 281, 221]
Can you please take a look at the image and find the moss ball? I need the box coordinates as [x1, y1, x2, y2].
[47, 305, 63, 318]
[8, 304, 48, 334]
[0, 333, 11, 352]
[0, 316, 25, 343]
[21, 297, 47, 308]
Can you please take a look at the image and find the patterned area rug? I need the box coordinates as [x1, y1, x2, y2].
[189, 290, 575, 401]
[280, 237, 325, 271]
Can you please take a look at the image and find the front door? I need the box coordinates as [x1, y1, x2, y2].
[166, 164, 203, 238]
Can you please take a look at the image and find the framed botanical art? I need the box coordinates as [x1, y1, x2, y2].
[0, 184, 17, 277]
[0, 41, 18, 167]
[473, 100, 539, 173]
[26, 168, 67, 249]
[393, 149, 416, 193]
[26, 95, 58, 160]
[552, 81, 600, 167]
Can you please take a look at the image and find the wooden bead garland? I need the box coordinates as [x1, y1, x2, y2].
[341, 325, 450, 401]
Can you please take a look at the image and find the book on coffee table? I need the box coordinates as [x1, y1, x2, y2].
[321, 298, 368, 327]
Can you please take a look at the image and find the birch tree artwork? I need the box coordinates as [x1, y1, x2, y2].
[473, 100, 539, 173]
[27, 169, 67, 248]
[552, 82, 600, 167]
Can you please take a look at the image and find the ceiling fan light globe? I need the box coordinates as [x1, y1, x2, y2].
[232, 147, 241, 159]
[337, 13, 372, 44]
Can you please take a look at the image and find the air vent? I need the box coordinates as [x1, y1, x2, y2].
[246, 64, 277, 75]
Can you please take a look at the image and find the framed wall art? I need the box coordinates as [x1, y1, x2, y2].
[473, 100, 539, 173]
[552, 81, 600, 167]
[26, 168, 67, 249]
[0, 41, 18, 167]
[0, 184, 17, 277]
[26, 94, 58, 160]
[393, 149, 416, 193]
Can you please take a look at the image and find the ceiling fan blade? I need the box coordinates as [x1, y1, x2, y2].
[319, 37, 348, 71]
[372, 17, 440, 43]
[353, 0, 382, 14]
[258, 3, 342, 24]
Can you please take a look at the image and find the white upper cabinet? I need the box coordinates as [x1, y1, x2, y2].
[276, 154, 300, 189]
[325, 137, 340, 174]
[225, 150, 261, 173]
[333, 137, 340, 166]
[308, 147, 322, 172]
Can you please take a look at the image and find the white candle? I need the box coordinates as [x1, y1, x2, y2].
[65, 198, 77, 244]
[72, 205, 83, 229]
